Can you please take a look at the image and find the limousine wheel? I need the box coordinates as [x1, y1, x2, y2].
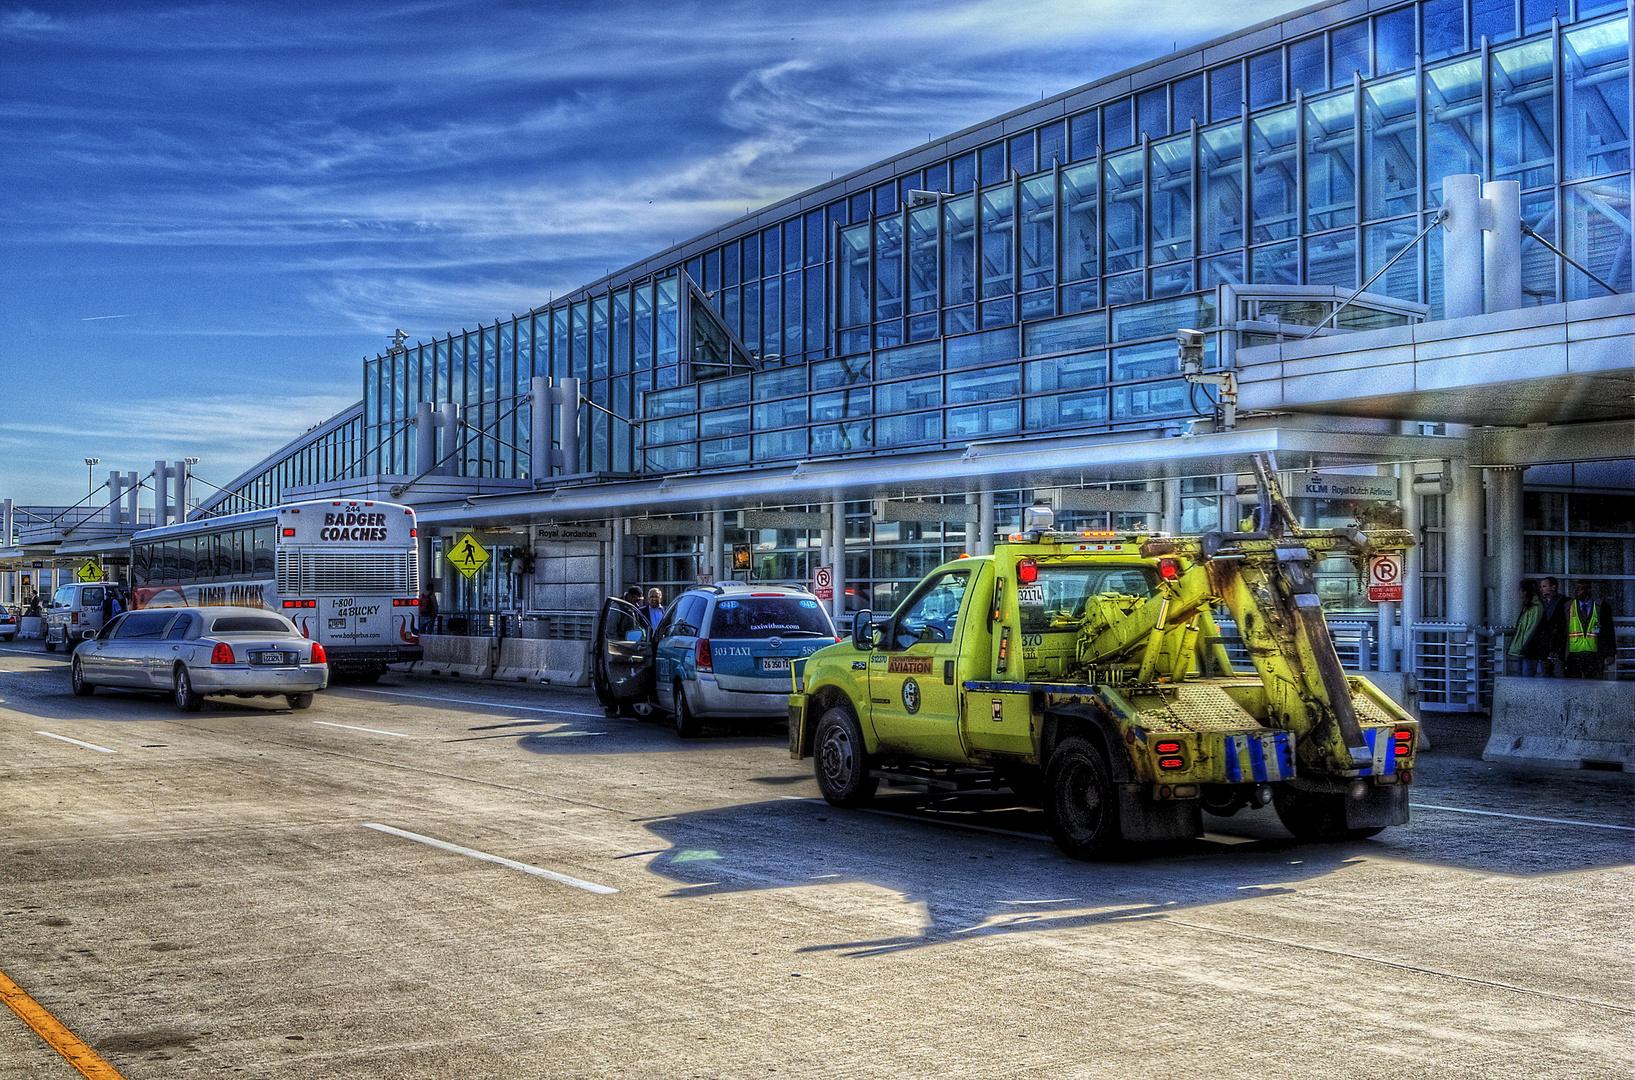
[286, 693, 313, 711]
[173, 665, 203, 712]
[71, 657, 95, 697]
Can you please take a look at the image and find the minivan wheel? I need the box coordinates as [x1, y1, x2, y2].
[173, 665, 203, 712]
[71, 657, 95, 696]
[44, 640, 57, 653]
[673, 683, 703, 739]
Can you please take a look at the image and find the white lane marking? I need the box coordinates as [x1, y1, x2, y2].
[1, 647, 59, 657]
[313, 721, 411, 738]
[362, 823, 617, 895]
[35, 731, 116, 754]
[338, 687, 606, 718]
[1411, 802, 1635, 832]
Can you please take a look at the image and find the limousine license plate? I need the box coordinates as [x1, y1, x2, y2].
[761, 657, 790, 673]
[251, 651, 295, 666]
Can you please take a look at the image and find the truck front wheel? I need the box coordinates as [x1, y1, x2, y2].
[1271, 784, 1384, 841]
[1044, 737, 1121, 860]
[814, 705, 877, 808]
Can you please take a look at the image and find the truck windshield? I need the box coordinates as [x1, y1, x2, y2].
[1017, 564, 1156, 634]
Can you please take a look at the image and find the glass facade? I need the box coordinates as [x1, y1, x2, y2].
[208, 406, 365, 515]
[358, 3, 1628, 482]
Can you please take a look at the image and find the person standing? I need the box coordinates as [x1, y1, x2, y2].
[417, 590, 439, 635]
[641, 587, 665, 630]
[1509, 578, 1546, 677]
[1534, 576, 1568, 677]
[1565, 580, 1616, 679]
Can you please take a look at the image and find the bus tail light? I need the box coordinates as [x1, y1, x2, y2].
[393, 598, 418, 606]
[310, 642, 327, 665]
[211, 643, 236, 665]
[282, 528, 295, 537]
[695, 639, 713, 671]
[282, 599, 316, 609]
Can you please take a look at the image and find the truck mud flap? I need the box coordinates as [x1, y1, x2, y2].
[1117, 784, 1199, 843]
[1344, 783, 1410, 830]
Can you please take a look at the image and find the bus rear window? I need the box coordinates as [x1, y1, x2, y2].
[211, 616, 292, 634]
[1017, 565, 1157, 634]
[708, 597, 834, 639]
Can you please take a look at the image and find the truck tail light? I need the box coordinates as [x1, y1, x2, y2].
[1158, 558, 1182, 581]
[695, 638, 712, 671]
[1158, 757, 1186, 770]
[1154, 741, 1182, 754]
[1393, 729, 1413, 757]
[211, 642, 236, 665]
[1017, 559, 1038, 584]
[310, 643, 327, 664]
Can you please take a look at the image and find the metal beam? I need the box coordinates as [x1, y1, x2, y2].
[1031, 487, 1162, 514]
[741, 510, 830, 530]
[626, 518, 709, 537]
[873, 499, 978, 524]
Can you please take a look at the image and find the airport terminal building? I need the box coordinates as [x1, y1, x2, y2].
[6, 0, 1631, 706]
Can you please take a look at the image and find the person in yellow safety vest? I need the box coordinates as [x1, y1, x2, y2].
[1565, 580, 1616, 680]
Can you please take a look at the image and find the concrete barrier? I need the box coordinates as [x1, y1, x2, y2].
[18, 616, 43, 640]
[413, 634, 496, 680]
[1483, 676, 1635, 770]
[494, 637, 590, 687]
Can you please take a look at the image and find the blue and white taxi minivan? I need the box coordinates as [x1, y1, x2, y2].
[593, 583, 838, 737]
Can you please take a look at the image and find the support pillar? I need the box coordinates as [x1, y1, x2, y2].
[1487, 467, 1526, 630]
[708, 509, 724, 583]
[1445, 459, 1485, 627]
[154, 460, 173, 526]
[1442, 174, 1485, 320]
[978, 488, 995, 556]
[1162, 473, 1182, 535]
[1483, 180, 1523, 314]
[174, 460, 191, 523]
[557, 378, 582, 476]
[529, 377, 555, 482]
[123, 473, 139, 527]
[437, 404, 462, 477]
[1400, 458, 1422, 669]
[609, 517, 624, 599]
[831, 499, 847, 624]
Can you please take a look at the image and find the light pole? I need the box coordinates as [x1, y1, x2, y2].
[84, 458, 99, 496]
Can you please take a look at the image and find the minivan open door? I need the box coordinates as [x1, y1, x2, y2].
[593, 597, 654, 711]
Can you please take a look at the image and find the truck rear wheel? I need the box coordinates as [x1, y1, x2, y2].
[1272, 784, 1383, 841]
[814, 705, 877, 808]
[1044, 737, 1121, 860]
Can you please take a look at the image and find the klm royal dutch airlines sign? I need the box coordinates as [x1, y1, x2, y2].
[1290, 472, 1399, 502]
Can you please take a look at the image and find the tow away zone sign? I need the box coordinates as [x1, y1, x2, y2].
[1367, 554, 1404, 602]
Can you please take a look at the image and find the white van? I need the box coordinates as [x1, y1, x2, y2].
[44, 582, 124, 652]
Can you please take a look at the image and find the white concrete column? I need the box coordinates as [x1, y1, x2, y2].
[529, 377, 554, 482]
[1483, 180, 1523, 314]
[978, 488, 995, 555]
[1145, 480, 1163, 532]
[609, 517, 625, 598]
[437, 404, 462, 476]
[153, 460, 172, 526]
[1162, 473, 1182, 534]
[1220, 471, 1240, 532]
[1487, 467, 1526, 629]
[709, 509, 724, 582]
[1377, 600, 1398, 673]
[831, 499, 847, 624]
[1399, 460, 1422, 663]
[123, 473, 139, 528]
[557, 378, 581, 475]
[1445, 459, 1485, 626]
[1442, 173, 1485, 320]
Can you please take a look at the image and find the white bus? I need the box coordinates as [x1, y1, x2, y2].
[130, 499, 422, 680]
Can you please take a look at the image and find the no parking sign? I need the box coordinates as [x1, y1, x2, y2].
[812, 565, 833, 600]
[1367, 554, 1404, 602]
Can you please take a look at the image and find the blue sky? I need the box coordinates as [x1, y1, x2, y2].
[0, 0, 1295, 506]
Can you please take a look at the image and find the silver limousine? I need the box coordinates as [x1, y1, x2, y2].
[71, 606, 329, 712]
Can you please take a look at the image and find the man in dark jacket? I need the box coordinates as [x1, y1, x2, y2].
[1534, 576, 1568, 677]
[1565, 580, 1617, 679]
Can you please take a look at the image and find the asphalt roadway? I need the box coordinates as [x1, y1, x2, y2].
[1, 643, 1630, 1079]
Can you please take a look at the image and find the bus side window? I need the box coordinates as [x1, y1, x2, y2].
[252, 526, 275, 575]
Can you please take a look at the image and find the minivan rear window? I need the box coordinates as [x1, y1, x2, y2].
[211, 616, 291, 634]
[709, 597, 834, 639]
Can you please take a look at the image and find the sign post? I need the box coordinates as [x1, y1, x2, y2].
[1366, 554, 1404, 602]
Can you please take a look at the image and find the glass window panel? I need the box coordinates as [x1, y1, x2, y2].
[1103, 149, 1144, 272]
[754, 366, 805, 399]
[979, 184, 1014, 299]
[876, 319, 904, 349]
[898, 172, 923, 208]
[700, 374, 749, 408]
[873, 183, 897, 219]
[1172, 75, 1203, 129]
[874, 217, 903, 322]
[646, 444, 696, 472]
[811, 388, 869, 422]
[1304, 229, 1357, 288]
[1137, 87, 1168, 139]
[1305, 90, 1356, 230]
[702, 249, 719, 293]
[1019, 175, 1055, 290]
[1009, 133, 1036, 175]
[805, 210, 824, 267]
[980, 142, 1007, 186]
[1363, 74, 1419, 218]
[981, 296, 1014, 328]
[743, 230, 761, 278]
[1026, 388, 1109, 429]
[949, 153, 976, 194]
[657, 277, 679, 367]
[1200, 122, 1245, 252]
[1024, 349, 1107, 391]
[945, 305, 976, 334]
[754, 396, 807, 430]
[1105, 270, 1145, 306]
[763, 276, 782, 359]
[1069, 111, 1097, 161]
[570, 302, 590, 381]
[946, 327, 1017, 368]
[784, 271, 803, 356]
[1565, 175, 1633, 298]
[908, 204, 939, 314]
[1251, 240, 1300, 284]
[1375, 8, 1415, 75]
[1330, 22, 1369, 85]
[721, 286, 741, 342]
[946, 366, 1019, 403]
[837, 224, 870, 327]
[1063, 281, 1099, 313]
[1519, 189, 1558, 306]
[1471, 0, 1518, 45]
[812, 354, 870, 388]
[700, 436, 750, 467]
[876, 341, 941, 379]
[1024, 309, 1106, 355]
[1422, 0, 1465, 61]
[948, 401, 1019, 439]
[1020, 289, 1055, 320]
[1288, 37, 1326, 96]
[1111, 339, 1179, 380]
[1061, 163, 1099, 282]
[942, 194, 976, 306]
[1210, 62, 1243, 123]
[1364, 217, 1424, 303]
[1103, 98, 1133, 151]
[784, 219, 802, 272]
[723, 242, 740, 286]
[1425, 59, 1485, 205]
[1111, 293, 1216, 341]
[1040, 121, 1067, 167]
[811, 418, 871, 455]
[805, 267, 826, 357]
[1149, 133, 1193, 262]
[1493, 39, 1556, 189]
[875, 411, 942, 447]
[1251, 106, 1298, 241]
[875, 376, 941, 413]
[1564, 19, 1631, 180]
[763, 228, 780, 275]
[1248, 50, 1283, 109]
[611, 291, 631, 376]
[700, 407, 749, 438]
[1112, 380, 1188, 419]
[1579, 0, 1626, 15]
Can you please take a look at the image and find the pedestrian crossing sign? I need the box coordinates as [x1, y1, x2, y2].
[76, 560, 103, 582]
[447, 533, 490, 578]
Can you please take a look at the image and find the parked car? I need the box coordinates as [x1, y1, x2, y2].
[594, 583, 838, 737]
[71, 605, 328, 712]
[43, 582, 119, 652]
[0, 604, 17, 642]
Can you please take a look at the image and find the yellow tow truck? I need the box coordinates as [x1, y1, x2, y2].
[789, 460, 1418, 859]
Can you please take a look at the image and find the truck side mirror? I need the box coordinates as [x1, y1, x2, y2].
[851, 611, 878, 651]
